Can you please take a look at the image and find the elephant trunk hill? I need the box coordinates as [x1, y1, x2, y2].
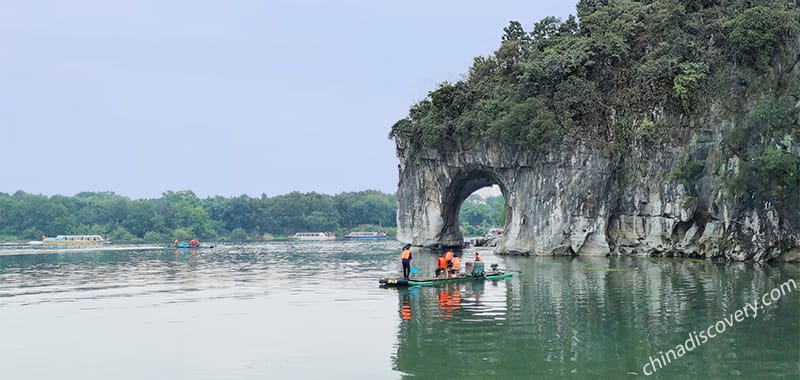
[391, 1, 800, 262]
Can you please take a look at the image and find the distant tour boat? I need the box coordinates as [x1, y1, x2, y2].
[40, 235, 111, 245]
[291, 232, 336, 241]
[344, 231, 388, 239]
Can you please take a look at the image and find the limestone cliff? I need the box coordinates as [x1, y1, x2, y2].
[395, 126, 798, 261]
[392, 3, 800, 262]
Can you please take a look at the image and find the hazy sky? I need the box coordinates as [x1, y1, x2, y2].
[1, 1, 577, 199]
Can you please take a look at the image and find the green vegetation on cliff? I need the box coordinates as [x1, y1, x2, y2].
[391, 0, 799, 222]
[391, 0, 798, 149]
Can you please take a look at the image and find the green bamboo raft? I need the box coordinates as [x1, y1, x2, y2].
[379, 271, 512, 287]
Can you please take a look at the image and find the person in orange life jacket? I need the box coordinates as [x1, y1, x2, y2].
[449, 255, 461, 277]
[444, 248, 454, 269]
[474, 251, 483, 262]
[400, 244, 413, 279]
[435, 252, 448, 278]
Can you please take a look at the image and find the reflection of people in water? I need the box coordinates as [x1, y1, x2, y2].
[401, 299, 412, 321]
[437, 286, 462, 319]
[470, 282, 484, 304]
[401, 292, 412, 321]
[438, 290, 453, 318]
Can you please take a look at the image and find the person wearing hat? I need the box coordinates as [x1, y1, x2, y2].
[401, 244, 413, 279]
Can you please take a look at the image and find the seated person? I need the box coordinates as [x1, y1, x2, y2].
[449, 255, 461, 277]
[435, 252, 448, 277]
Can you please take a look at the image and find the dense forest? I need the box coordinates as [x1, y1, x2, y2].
[391, 0, 799, 213]
[0, 190, 504, 243]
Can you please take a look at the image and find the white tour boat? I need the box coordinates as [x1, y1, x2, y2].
[40, 235, 111, 246]
[291, 232, 336, 241]
[344, 231, 388, 239]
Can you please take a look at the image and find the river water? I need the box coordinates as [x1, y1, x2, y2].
[0, 241, 797, 379]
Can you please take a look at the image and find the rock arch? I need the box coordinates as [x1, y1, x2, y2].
[438, 169, 509, 249]
[395, 141, 615, 255]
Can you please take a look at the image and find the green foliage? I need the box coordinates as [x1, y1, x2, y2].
[723, 91, 799, 209]
[722, 126, 752, 156]
[172, 227, 194, 242]
[724, 94, 798, 156]
[670, 156, 706, 182]
[635, 120, 667, 147]
[108, 226, 136, 243]
[729, 147, 800, 202]
[458, 194, 506, 236]
[334, 190, 396, 229]
[724, 6, 800, 69]
[748, 94, 800, 137]
[143, 231, 165, 242]
[459, 200, 494, 226]
[390, 1, 798, 155]
[228, 227, 250, 241]
[0, 190, 398, 243]
[491, 97, 559, 146]
[673, 62, 709, 110]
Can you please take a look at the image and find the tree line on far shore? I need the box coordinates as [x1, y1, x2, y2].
[0, 190, 504, 243]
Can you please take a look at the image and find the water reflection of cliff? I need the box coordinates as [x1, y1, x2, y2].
[392, 256, 800, 378]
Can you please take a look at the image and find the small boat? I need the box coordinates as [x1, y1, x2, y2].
[379, 262, 512, 287]
[175, 240, 200, 248]
[291, 232, 336, 241]
[379, 271, 512, 287]
[344, 231, 387, 239]
[41, 235, 111, 246]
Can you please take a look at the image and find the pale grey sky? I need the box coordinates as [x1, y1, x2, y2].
[0, 1, 577, 199]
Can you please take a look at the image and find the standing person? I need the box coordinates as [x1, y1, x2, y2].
[474, 251, 483, 262]
[401, 244, 413, 279]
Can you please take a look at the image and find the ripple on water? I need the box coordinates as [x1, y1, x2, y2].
[1, 242, 797, 379]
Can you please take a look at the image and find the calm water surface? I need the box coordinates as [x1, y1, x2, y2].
[0, 241, 797, 379]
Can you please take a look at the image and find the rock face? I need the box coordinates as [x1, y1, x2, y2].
[394, 129, 799, 262]
[395, 35, 800, 262]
